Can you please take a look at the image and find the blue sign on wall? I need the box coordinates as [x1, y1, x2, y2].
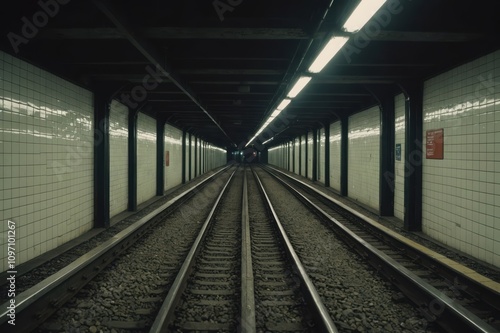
[395, 143, 401, 161]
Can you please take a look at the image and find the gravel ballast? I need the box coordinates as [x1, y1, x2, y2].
[36, 169, 234, 332]
[0, 166, 228, 304]
[255, 168, 438, 333]
[269, 166, 500, 283]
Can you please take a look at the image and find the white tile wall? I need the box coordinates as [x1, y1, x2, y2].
[285, 143, 289, 169]
[207, 143, 213, 171]
[269, 144, 286, 168]
[294, 137, 300, 174]
[191, 135, 196, 179]
[329, 121, 342, 191]
[422, 50, 500, 267]
[268, 145, 279, 167]
[198, 139, 202, 176]
[307, 131, 313, 180]
[0, 51, 94, 271]
[301, 135, 306, 177]
[201, 141, 206, 171]
[164, 124, 183, 191]
[212, 145, 226, 169]
[348, 107, 381, 211]
[136, 113, 156, 205]
[281, 143, 288, 169]
[289, 142, 294, 172]
[220, 148, 226, 167]
[200, 140, 205, 174]
[394, 94, 406, 220]
[204, 144, 225, 170]
[278, 144, 282, 168]
[286, 143, 289, 168]
[109, 100, 128, 218]
[318, 128, 326, 184]
[185, 134, 190, 181]
[269, 146, 280, 167]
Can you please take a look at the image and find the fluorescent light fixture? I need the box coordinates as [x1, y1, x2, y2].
[246, 136, 257, 147]
[246, 100, 291, 147]
[271, 110, 281, 117]
[343, 0, 387, 32]
[277, 98, 292, 111]
[287, 76, 312, 98]
[308, 36, 350, 73]
[263, 138, 273, 145]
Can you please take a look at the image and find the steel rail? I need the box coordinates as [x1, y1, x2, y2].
[265, 165, 500, 313]
[240, 167, 257, 332]
[0, 165, 233, 333]
[149, 168, 237, 332]
[262, 165, 498, 333]
[251, 167, 339, 333]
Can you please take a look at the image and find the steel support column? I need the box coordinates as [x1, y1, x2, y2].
[157, 119, 165, 196]
[305, 133, 309, 178]
[94, 94, 110, 228]
[324, 123, 331, 188]
[379, 97, 395, 216]
[188, 133, 192, 181]
[402, 82, 423, 231]
[340, 117, 348, 197]
[194, 136, 198, 177]
[182, 129, 187, 184]
[298, 136, 302, 175]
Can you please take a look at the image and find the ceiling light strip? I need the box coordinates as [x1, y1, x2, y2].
[343, 0, 387, 33]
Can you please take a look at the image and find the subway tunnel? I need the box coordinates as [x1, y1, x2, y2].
[1, 1, 500, 332]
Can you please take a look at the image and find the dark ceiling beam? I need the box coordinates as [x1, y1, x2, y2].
[206, 105, 269, 109]
[359, 31, 485, 43]
[199, 92, 274, 96]
[148, 99, 210, 103]
[149, 106, 203, 112]
[289, 106, 352, 112]
[39, 27, 311, 40]
[314, 75, 407, 84]
[67, 61, 151, 65]
[179, 69, 285, 75]
[175, 57, 290, 64]
[306, 92, 372, 97]
[39, 27, 484, 43]
[334, 63, 435, 68]
[88, 74, 172, 82]
[191, 81, 280, 85]
[92, 0, 235, 147]
[201, 98, 270, 102]
[293, 100, 365, 105]
[131, 91, 187, 95]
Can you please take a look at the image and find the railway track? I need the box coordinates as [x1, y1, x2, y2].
[0, 166, 233, 304]
[1, 163, 339, 332]
[249, 168, 334, 332]
[151, 166, 337, 332]
[261, 165, 500, 333]
[155, 167, 241, 332]
[0, 165, 235, 333]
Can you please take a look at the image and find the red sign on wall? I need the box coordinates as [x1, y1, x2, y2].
[426, 129, 444, 159]
[165, 151, 170, 166]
